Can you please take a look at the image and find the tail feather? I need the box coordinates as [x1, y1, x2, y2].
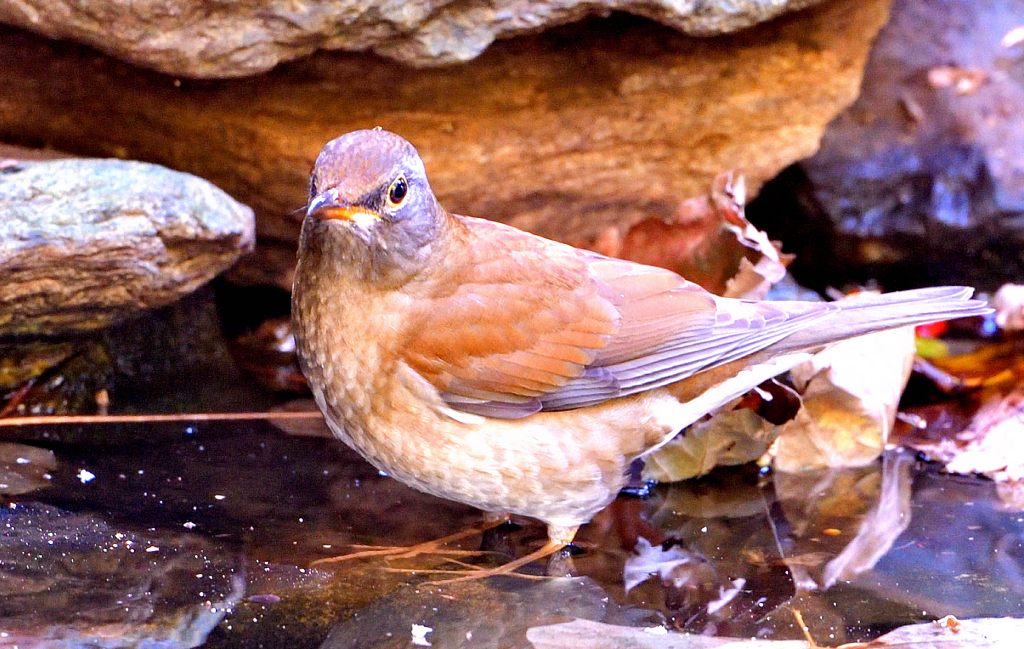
[777, 286, 990, 353]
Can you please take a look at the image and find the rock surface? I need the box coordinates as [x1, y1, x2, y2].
[0, 158, 255, 336]
[0, 0, 890, 289]
[0, 502, 243, 648]
[750, 0, 1024, 291]
[0, 0, 825, 78]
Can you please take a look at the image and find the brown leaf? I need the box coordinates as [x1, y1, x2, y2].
[941, 387, 1024, 485]
[615, 172, 786, 296]
[773, 321, 917, 472]
[643, 409, 780, 483]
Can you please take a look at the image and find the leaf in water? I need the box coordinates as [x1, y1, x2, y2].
[819, 453, 911, 587]
[623, 537, 696, 593]
[774, 454, 911, 590]
[772, 322, 916, 472]
[622, 537, 742, 613]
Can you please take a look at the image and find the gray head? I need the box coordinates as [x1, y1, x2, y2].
[303, 129, 447, 283]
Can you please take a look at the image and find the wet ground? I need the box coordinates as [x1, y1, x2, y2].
[3, 411, 1023, 648]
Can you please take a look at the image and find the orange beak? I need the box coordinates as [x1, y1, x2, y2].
[307, 192, 380, 227]
[313, 205, 380, 223]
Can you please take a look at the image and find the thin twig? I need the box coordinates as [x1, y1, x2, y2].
[791, 608, 818, 648]
[0, 410, 324, 426]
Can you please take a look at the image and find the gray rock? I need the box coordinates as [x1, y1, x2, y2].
[0, 502, 244, 648]
[0, 0, 825, 78]
[750, 0, 1024, 291]
[0, 158, 255, 336]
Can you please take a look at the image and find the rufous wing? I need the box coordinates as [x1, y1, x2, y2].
[399, 216, 834, 418]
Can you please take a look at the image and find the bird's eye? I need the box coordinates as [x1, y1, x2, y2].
[387, 176, 408, 206]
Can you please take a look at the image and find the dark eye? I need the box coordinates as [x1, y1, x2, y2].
[387, 176, 408, 206]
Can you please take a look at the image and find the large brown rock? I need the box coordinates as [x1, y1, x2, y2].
[0, 0, 825, 78]
[0, 0, 890, 288]
[0, 157, 255, 336]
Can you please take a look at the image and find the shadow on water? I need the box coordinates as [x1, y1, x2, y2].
[2, 415, 1023, 648]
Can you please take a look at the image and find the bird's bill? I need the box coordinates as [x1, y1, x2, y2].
[311, 205, 380, 222]
[307, 196, 381, 230]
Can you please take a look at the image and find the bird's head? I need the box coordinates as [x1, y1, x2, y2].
[302, 129, 448, 284]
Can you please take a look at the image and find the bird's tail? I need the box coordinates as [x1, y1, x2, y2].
[776, 286, 989, 354]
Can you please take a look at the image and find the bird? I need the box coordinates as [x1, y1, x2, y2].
[292, 128, 988, 583]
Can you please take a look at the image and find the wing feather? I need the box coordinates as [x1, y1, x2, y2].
[399, 218, 620, 415]
[399, 217, 833, 418]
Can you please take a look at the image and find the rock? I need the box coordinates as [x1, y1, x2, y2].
[0, 158, 255, 336]
[0, 502, 243, 648]
[0, 286, 264, 428]
[0, 341, 111, 418]
[0, 142, 66, 162]
[0, 1, 891, 289]
[0, 340, 76, 392]
[749, 0, 1024, 291]
[0, 0, 826, 78]
[321, 577, 657, 649]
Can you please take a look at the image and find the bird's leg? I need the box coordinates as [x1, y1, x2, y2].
[418, 524, 579, 586]
[311, 512, 510, 566]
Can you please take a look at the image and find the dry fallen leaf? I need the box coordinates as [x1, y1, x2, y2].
[991, 284, 1024, 332]
[838, 616, 1022, 648]
[527, 618, 808, 648]
[643, 408, 780, 483]
[772, 321, 916, 472]
[940, 387, 1024, 488]
[615, 172, 786, 297]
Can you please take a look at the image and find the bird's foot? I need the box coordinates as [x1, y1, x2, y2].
[310, 518, 507, 566]
[395, 524, 580, 586]
[413, 539, 573, 586]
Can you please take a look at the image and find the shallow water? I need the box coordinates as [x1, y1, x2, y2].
[2, 414, 1022, 648]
